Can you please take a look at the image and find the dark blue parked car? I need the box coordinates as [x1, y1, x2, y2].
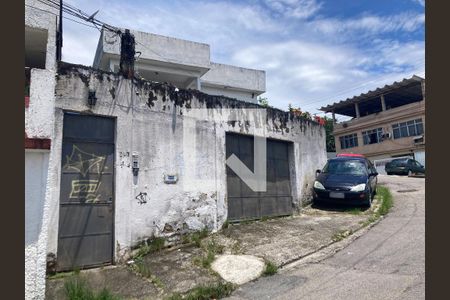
[313, 156, 378, 208]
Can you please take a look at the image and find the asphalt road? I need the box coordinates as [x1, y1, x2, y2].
[227, 175, 425, 300]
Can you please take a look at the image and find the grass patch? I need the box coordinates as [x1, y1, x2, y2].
[262, 260, 278, 276]
[130, 260, 165, 289]
[345, 208, 363, 215]
[131, 260, 152, 278]
[133, 237, 166, 259]
[377, 186, 393, 216]
[165, 282, 235, 300]
[64, 277, 121, 300]
[194, 239, 224, 269]
[360, 186, 394, 227]
[183, 228, 210, 247]
[331, 229, 353, 242]
[221, 220, 229, 229]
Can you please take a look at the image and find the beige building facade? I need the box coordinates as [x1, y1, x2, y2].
[320, 76, 425, 165]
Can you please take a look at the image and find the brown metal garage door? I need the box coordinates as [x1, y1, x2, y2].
[226, 133, 292, 221]
[57, 113, 115, 271]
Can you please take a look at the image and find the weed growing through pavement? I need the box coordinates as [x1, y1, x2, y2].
[262, 260, 278, 276]
[165, 282, 235, 300]
[64, 277, 122, 300]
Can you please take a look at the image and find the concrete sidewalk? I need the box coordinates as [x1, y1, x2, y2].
[46, 199, 382, 300]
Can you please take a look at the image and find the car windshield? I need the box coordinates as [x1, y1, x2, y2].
[323, 160, 368, 176]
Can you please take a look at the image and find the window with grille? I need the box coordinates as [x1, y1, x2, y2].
[392, 119, 424, 139]
[362, 128, 383, 145]
[339, 133, 359, 149]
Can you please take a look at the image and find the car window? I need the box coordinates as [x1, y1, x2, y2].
[391, 158, 408, 166]
[323, 160, 368, 176]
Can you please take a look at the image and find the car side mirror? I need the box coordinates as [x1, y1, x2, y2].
[315, 169, 321, 178]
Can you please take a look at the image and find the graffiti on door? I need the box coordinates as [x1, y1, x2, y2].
[64, 145, 107, 176]
[69, 180, 102, 203]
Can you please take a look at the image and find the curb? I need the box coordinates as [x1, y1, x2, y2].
[280, 215, 384, 272]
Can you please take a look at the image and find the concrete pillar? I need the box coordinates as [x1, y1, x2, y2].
[354, 103, 360, 118]
[196, 77, 201, 91]
[381, 94, 386, 111]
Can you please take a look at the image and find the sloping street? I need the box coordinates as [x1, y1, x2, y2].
[228, 175, 425, 300]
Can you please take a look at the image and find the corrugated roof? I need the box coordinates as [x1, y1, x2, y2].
[319, 75, 424, 112]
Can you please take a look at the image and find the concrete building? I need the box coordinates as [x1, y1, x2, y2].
[25, 8, 327, 298]
[319, 75, 425, 170]
[45, 62, 326, 271]
[25, 1, 59, 299]
[93, 29, 266, 103]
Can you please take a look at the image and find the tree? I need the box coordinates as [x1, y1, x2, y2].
[323, 116, 336, 152]
[257, 96, 269, 107]
[288, 104, 335, 152]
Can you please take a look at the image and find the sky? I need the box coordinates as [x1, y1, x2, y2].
[58, 0, 424, 120]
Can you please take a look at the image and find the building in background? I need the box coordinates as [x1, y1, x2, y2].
[93, 29, 266, 103]
[319, 75, 425, 171]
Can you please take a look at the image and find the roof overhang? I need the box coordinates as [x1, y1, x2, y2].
[319, 75, 424, 117]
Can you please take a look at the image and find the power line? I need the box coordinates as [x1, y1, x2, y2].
[26, 4, 99, 29]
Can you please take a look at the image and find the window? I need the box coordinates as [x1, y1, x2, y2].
[392, 119, 424, 139]
[339, 133, 358, 149]
[362, 128, 383, 145]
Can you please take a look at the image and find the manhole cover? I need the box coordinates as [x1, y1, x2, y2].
[397, 189, 418, 193]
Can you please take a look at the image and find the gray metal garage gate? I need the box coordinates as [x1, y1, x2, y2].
[226, 133, 292, 221]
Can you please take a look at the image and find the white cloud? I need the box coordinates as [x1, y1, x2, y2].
[264, 0, 322, 19]
[59, 0, 424, 113]
[412, 0, 425, 7]
[312, 12, 425, 35]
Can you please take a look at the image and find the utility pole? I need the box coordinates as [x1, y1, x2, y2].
[119, 29, 136, 79]
[56, 0, 63, 61]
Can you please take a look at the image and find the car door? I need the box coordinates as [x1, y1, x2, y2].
[413, 160, 425, 173]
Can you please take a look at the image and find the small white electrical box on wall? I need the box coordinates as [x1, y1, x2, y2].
[164, 174, 178, 184]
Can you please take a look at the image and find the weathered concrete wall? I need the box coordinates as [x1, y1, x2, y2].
[25, 150, 50, 300]
[25, 69, 56, 139]
[95, 29, 211, 70]
[47, 63, 327, 261]
[200, 85, 258, 104]
[25, 3, 58, 299]
[201, 62, 266, 94]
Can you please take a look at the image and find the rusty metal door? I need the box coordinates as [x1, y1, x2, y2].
[57, 113, 115, 271]
[226, 133, 292, 221]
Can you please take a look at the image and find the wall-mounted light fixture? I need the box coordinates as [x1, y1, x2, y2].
[132, 152, 139, 176]
[88, 90, 97, 107]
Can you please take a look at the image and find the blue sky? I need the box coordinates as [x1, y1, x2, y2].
[61, 0, 425, 119]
